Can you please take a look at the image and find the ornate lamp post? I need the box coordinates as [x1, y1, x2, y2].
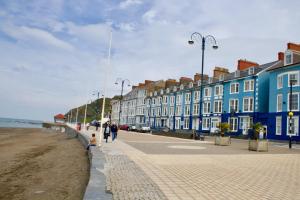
[288, 79, 297, 149]
[188, 32, 218, 135]
[115, 78, 131, 126]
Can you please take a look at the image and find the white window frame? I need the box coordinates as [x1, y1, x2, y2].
[204, 87, 211, 97]
[176, 95, 182, 105]
[288, 71, 299, 86]
[175, 106, 181, 116]
[277, 94, 282, 112]
[213, 100, 222, 113]
[229, 99, 239, 113]
[277, 75, 283, 89]
[229, 117, 238, 132]
[243, 97, 254, 112]
[284, 51, 293, 65]
[203, 101, 211, 114]
[202, 118, 210, 130]
[193, 104, 199, 115]
[230, 83, 239, 94]
[214, 85, 223, 96]
[194, 91, 200, 102]
[184, 105, 190, 116]
[184, 118, 189, 129]
[185, 93, 191, 104]
[175, 118, 181, 129]
[286, 116, 299, 136]
[170, 96, 175, 104]
[244, 80, 254, 92]
[169, 107, 174, 116]
[288, 92, 299, 111]
[276, 116, 282, 135]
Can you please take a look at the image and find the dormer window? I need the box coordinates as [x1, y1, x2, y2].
[208, 77, 213, 84]
[219, 74, 224, 81]
[173, 86, 177, 92]
[160, 89, 164, 95]
[166, 88, 170, 93]
[248, 67, 254, 75]
[197, 80, 201, 86]
[285, 50, 293, 65]
[235, 70, 240, 78]
[180, 84, 184, 90]
[189, 82, 193, 88]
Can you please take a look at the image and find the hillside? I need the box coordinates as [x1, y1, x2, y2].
[65, 97, 114, 123]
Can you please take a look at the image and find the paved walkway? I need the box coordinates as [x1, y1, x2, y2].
[102, 131, 300, 200]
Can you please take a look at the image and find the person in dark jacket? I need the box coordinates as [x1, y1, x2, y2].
[111, 122, 118, 141]
[103, 122, 110, 143]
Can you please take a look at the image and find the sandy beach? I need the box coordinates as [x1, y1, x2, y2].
[0, 128, 89, 200]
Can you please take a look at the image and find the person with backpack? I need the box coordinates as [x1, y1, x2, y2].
[111, 122, 118, 141]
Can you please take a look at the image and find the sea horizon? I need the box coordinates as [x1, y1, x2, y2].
[0, 117, 43, 128]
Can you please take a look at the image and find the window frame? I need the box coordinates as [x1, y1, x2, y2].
[277, 94, 282, 112]
[244, 80, 254, 92]
[288, 92, 299, 111]
[229, 117, 238, 132]
[276, 116, 282, 135]
[277, 75, 283, 89]
[243, 97, 254, 112]
[229, 99, 239, 113]
[213, 100, 222, 113]
[230, 82, 239, 94]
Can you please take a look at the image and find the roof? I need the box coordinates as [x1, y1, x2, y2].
[267, 53, 300, 71]
[54, 114, 65, 119]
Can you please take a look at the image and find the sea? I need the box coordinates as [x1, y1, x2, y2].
[0, 117, 43, 128]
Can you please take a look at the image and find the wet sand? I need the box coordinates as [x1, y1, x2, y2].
[0, 128, 89, 200]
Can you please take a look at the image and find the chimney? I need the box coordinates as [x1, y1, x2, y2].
[179, 77, 193, 84]
[144, 80, 153, 85]
[237, 59, 259, 70]
[287, 42, 300, 52]
[213, 67, 229, 78]
[278, 52, 284, 61]
[194, 73, 201, 82]
[165, 79, 177, 88]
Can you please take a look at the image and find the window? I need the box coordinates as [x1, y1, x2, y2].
[243, 97, 254, 112]
[276, 116, 282, 135]
[288, 72, 299, 86]
[244, 80, 254, 92]
[288, 93, 299, 111]
[229, 117, 238, 132]
[162, 106, 168, 116]
[176, 95, 182, 105]
[287, 116, 299, 136]
[285, 51, 292, 65]
[184, 118, 189, 129]
[185, 93, 191, 104]
[202, 118, 210, 130]
[203, 101, 211, 114]
[158, 97, 162, 104]
[194, 91, 200, 101]
[214, 85, 223, 96]
[214, 100, 222, 113]
[230, 83, 239, 94]
[169, 107, 174, 116]
[175, 118, 181, 129]
[229, 99, 239, 113]
[277, 94, 282, 112]
[239, 117, 253, 133]
[175, 106, 181, 115]
[184, 105, 190, 116]
[170, 96, 175, 104]
[163, 96, 168, 104]
[193, 104, 199, 115]
[248, 67, 254, 75]
[204, 88, 211, 97]
[277, 75, 283, 89]
[157, 108, 161, 116]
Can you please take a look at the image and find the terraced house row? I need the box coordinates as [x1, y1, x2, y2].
[111, 42, 300, 141]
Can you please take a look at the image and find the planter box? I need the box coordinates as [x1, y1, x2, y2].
[215, 136, 231, 146]
[248, 140, 268, 152]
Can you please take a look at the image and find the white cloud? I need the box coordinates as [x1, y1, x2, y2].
[119, 0, 142, 9]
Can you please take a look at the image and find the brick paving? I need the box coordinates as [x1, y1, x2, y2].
[100, 131, 300, 200]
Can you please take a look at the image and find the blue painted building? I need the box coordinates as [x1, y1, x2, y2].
[267, 44, 300, 141]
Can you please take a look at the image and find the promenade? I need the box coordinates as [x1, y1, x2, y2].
[84, 129, 300, 200]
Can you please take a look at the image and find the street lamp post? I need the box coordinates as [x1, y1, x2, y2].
[83, 99, 93, 128]
[115, 78, 131, 126]
[70, 109, 73, 124]
[288, 79, 297, 149]
[188, 32, 218, 135]
[75, 107, 79, 124]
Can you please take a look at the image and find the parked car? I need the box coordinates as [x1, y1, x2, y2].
[119, 124, 129, 131]
[129, 125, 137, 131]
[141, 126, 151, 133]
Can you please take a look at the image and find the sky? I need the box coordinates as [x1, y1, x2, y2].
[0, 0, 299, 121]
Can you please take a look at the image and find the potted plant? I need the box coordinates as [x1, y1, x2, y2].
[215, 122, 231, 146]
[248, 122, 268, 152]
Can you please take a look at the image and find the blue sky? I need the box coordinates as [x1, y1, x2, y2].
[0, 0, 299, 121]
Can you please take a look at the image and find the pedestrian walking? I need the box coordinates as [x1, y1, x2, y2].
[103, 122, 110, 143]
[111, 122, 118, 141]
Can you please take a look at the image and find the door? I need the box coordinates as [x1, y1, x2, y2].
[210, 117, 220, 133]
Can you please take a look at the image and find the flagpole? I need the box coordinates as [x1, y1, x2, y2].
[98, 29, 112, 147]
